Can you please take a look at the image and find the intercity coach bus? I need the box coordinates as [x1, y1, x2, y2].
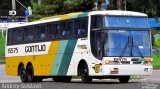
[5, 10, 152, 83]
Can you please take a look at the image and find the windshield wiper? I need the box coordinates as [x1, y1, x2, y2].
[133, 43, 144, 58]
[120, 36, 130, 58]
[131, 38, 144, 58]
[120, 36, 144, 58]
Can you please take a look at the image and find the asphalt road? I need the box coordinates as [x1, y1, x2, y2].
[0, 64, 160, 89]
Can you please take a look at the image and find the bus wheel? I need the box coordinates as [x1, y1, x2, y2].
[19, 66, 27, 83]
[26, 65, 43, 82]
[81, 63, 92, 83]
[26, 65, 34, 82]
[118, 76, 130, 83]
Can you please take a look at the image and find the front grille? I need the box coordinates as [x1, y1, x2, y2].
[133, 61, 142, 64]
[120, 61, 130, 64]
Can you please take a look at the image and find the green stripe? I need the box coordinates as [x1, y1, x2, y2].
[57, 39, 77, 75]
[69, 12, 89, 19]
[50, 40, 68, 75]
[78, 12, 89, 17]
[69, 14, 79, 19]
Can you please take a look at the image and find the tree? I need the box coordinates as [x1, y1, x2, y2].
[0, 0, 12, 10]
[126, 0, 158, 18]
[29, 0, 95, 21]
[0, 0, 31, 10]
[28, 0, 160, 21]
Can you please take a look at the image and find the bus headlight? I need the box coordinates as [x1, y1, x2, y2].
[144, 58, 152, 65]
[144, 58, 152, 62]
[105, 60, 120, 65]
[105, 60, 110, 64]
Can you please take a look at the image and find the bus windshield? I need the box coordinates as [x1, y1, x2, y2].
[104, 30, 151, 57]
[91, 15, 151, 58]
[92, 30, 151, 57]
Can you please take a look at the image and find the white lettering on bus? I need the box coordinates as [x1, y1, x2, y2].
[8, 48, 18, 54]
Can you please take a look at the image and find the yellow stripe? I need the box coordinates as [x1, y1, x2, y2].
[40, 41, 60, 75]
[33, 12, 82, 22]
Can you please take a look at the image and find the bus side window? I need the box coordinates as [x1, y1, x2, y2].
[66, 21, 73, 36]
[36, 25, 46, 40]
[13, 29, 23, 43]
[53, 24, 59, 39]
[60, 21, 73, 38]
[24, 27, 34, 42]
[74, 18, 88, 37]
[81, 18, 88, 35]
[47, 23, 59, 40]
[60, 22, 66, 37]
[74, 20, 81, 36]
[91, 16, 103, 29]
[47, 24, 53, 39]
[7, 29, 13, 45]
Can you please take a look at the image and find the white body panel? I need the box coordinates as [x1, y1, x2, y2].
[103, 65, 152, 75]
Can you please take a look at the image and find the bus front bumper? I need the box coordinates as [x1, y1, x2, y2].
[103, 65, 152, 76]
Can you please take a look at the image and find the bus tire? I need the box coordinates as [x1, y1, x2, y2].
[118, 76, 130, 83]
[81, 63, 92, 83]
[26, 65, 42, 82]
[19, 66, 27, 83]
[26, 65, 34, 82]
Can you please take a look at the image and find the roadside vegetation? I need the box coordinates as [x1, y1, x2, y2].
[0, 32, 5, 61]
[152, 29, 160, 69]
[153, 53, 160, 69]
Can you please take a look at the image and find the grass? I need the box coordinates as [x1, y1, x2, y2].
[130, 76, 143, 80]
[0, 32, 6, 56]
[0, 32, 5, 64]
[153, 53, 160, 69]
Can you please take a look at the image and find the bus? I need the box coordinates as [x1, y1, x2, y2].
[5, 10, 152, 83]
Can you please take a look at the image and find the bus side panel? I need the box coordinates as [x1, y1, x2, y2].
[57, 39, 77, 75]
[50, 40, 69, 75]
[6, 41, 60, 76]
[50, 39, 77, 76]
[6, 56, 33, 76]
[66, 39, 97, 76]
[34, 41, 60, 76]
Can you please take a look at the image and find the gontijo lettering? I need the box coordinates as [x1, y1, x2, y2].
[25, 44, 46, 53]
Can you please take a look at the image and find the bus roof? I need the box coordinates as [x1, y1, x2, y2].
[9, 10, 147, 29]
